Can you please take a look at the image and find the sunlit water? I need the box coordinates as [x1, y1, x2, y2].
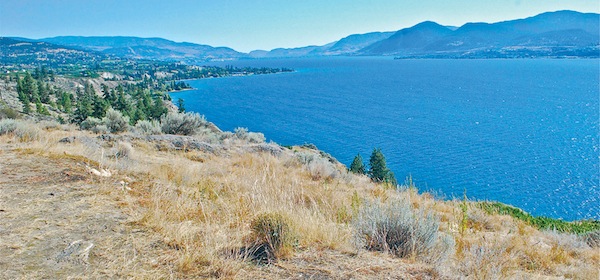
[172, 57, 599, 221]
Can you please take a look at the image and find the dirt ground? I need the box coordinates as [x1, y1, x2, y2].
[0, 144, 168, 279]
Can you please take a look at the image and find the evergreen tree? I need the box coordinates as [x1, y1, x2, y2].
[22, 72, 37, 101]
[91, 95, 108, 118]
[177, 98, 185, 113]
[150, 97, 168, 120]
[349, 153, 366, 174]
[21, 94, 31, 114]
[37, 79, 49, 103]
[36, 101, 49, 115]
[368, 148, 397, 185]
[73, 88, 93, 123]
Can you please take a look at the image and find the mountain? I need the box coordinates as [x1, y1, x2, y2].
[6, 10, 598, 61]
[40, 36, 247, 62]
[249, 42, 336, 58]
[248, 10, 598, 58]
[365, 10, 599, 57]
[322, 32, 394, 55]
[360, 22, 453, 55]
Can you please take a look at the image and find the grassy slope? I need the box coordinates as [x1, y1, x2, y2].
[0, 119, 598, 279]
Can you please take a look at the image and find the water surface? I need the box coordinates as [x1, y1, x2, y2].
[172, 57, 599, 221]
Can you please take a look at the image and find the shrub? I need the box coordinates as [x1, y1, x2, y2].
[457, 244, 510, 279]
[160, 112, 206, 136]
[247, 132, 266, 143]
[134, 120, 162, 135]
[114, 141, 133, 159]
[295, 152, 339, 180]
[582, 230, 600, 248]
[234, 127, 249, 139]
[0, 105, 19, 119]
[103, 108, 129, 133]
[80, 117, 102, 131]
[91, 124, 110, 134]
[247, 213, 297, 262]
[14, 124, 40, 142]
[233, 127, 265, 143]
[353, 200, 446, 261]
[0, 119, 18, 135]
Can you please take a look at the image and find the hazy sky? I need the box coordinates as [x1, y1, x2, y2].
[1, 0, 598, 52]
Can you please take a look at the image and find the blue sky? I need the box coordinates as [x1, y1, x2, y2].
[1, 0, 598, 52]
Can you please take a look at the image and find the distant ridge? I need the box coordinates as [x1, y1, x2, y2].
[8, 10, 599, 61]
[40, 36, 247, 62]
[256, 10, 600, 58]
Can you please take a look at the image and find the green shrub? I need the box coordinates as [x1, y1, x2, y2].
[160, 112, 206, 135]
[353, 200, 449, 261]
[248, 213, 297, 262]
[103, 108, 129, 133]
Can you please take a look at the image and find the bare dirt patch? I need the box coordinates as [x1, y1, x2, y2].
[0, 145, 166, 278]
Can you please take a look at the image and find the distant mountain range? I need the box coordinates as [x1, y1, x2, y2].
[2, 10, 599, 63]
[253, 10, 599, 58]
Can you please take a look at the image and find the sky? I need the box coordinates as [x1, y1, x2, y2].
[1, 0, 598, 52]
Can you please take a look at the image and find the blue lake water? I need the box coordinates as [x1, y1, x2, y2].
[171, 57, 599, 221]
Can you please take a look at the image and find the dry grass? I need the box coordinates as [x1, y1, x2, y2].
[2, 119, 599, 279]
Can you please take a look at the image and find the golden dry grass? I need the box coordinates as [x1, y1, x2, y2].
[1, 120, 598, 279]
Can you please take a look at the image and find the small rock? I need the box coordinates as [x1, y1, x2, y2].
[59, 136, 76, 143]
[56, 240, 94, 264]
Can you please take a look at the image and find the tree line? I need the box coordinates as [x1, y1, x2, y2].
[15, 71, 170, 125]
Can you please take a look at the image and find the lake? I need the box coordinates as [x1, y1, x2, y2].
[171, 57, 599, 221]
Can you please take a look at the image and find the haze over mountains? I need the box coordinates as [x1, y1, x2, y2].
[2, 10, 598, 63]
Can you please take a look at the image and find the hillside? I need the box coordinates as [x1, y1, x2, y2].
[0, 71, 599, 278]
[0, 115, 598, 279]
[40, 36, 247, 62]
[252, 10, 600, 58]
[0, 37, 108, 68]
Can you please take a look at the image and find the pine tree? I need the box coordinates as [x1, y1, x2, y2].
[368, 148, 397, 185]
[349, 153, 366, 174]
[21, 94, 31, 114]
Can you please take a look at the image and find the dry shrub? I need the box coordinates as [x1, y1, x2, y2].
[160, 112, 206, 135]
[0, 118, 17, 135]
[353, 199, 453, 264]
[0, 119, 41, 142]
[103, 108, 129, 133]
[134, 120, 161, 135]
[582, 230, 600, 248]
[295, 151, 339, 180]
[80, 117, 102, 131]
[246, 213, 297, 262]
[91, 124, 110, 134]
[114, 141, 133, 159]
[458, 244, 513, 279]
